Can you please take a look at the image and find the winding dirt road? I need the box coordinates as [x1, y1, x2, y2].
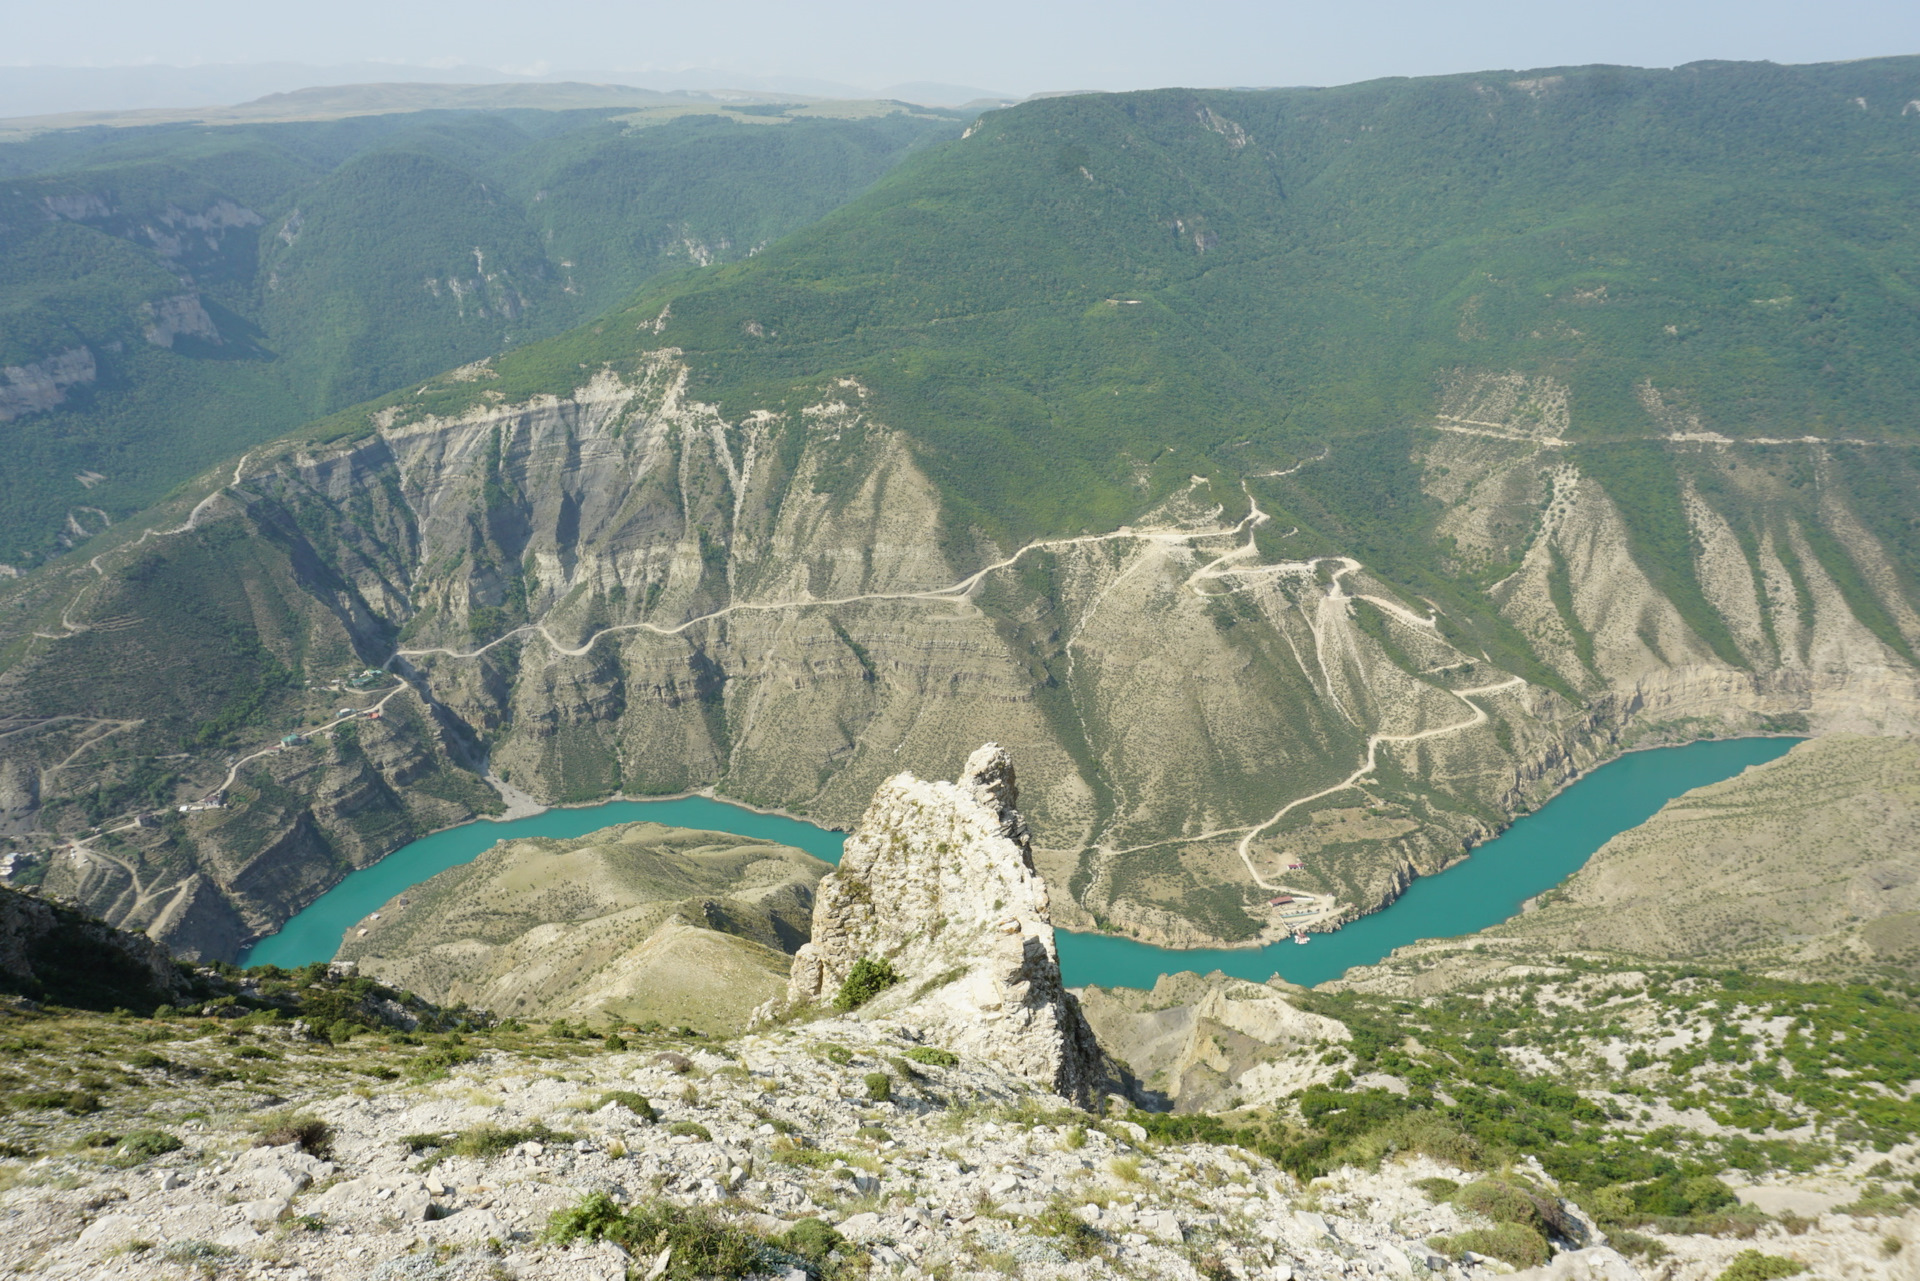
[28, 444, 1531, 921]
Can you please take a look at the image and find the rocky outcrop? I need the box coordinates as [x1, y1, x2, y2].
[0, 346, 95, 421]
[139, 293, 221, 348]
[0, 884, 189, 1011]
[0, 1012, 1672, 1281]
[1079, 971, 1352, 1111]
[787, 744, 1110, 1105]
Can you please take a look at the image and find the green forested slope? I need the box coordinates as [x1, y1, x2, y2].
[392, 58, 1920, 549]
[0, 105, 959, 562]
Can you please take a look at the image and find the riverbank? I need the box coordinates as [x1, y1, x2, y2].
[236, 794, 849, 970]
[475, 777, 853, 834]
[243, 737, 1798, 989]
[1053, 735, 1800, 989]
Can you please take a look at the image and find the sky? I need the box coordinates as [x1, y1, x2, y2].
[4, 0, 1918, 101]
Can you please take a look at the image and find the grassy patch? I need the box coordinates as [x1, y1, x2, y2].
[545, 1192, 822, 1278]
[1431, 1223, 1550, 1269]
[1716, 1250, 1806, 1281]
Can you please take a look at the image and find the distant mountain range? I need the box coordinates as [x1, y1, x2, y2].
[0, 97, 962, 560]
[0, 63, 1013, 121]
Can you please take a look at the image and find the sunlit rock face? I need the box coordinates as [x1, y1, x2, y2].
[787, 743, 1108, 1104]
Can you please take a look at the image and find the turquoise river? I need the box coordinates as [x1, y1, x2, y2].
[240, 736, 1800, 986]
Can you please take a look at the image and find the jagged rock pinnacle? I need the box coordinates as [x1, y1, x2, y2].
[786, 743, 1108, 1105]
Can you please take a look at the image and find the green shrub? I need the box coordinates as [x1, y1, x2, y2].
[778, 1217, 844, 1263]
[1414, 1177, 1460, 1200]
[115, 1130, 183, 1163]
[864, 1071, 892, 1103]
[604, 1034, 628, 1052]
[818, 1043, 854, 1066]
[1610, 1231, 1669, 1261]
[15, 1090, 102, 1115]
[769, 1138, 842, 1169]
[1631, 1173, 1738, 1219]
[856, 1126, 892, 1143]
[545, 1193, 806, 1278]
[1333, 1115, 1487, 1172]
[1032, 1202, 1105, 1258]
[598, 1091, 657, 1122]
[834, 957, 902, 1011]
[1716, 1250, 1806, 1281]
[407, 1039, 479, 1080]
[125, 1050, 170, 1070]
[443, 1122, 571, 1159]
[1432, 1224, 1551, 1269]
[1583, 1185, 1636, 1224]
[903, 1046, 959, 1067]
[1454, 1178, 1563, 1235]
[1838, 1182, 1920, 1215]
[668, 1121, 712, 1141]
[544, 1192, 629, 1245]
[253, 1112, 333, 1159]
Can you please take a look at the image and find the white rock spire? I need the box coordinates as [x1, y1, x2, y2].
[787, 743, 1107, 1104]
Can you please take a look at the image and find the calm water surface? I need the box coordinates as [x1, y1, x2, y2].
[241, 737, 1799, 981]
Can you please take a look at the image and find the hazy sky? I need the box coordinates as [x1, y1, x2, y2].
[7, 0, 1918, 96]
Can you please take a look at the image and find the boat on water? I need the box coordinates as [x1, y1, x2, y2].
[1293, 931, 1310, 945]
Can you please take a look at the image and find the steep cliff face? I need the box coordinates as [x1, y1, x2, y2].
[2, 350, 1918, 961]
[786, 744, 1110, 1105]
[0, 884, 190, 1011]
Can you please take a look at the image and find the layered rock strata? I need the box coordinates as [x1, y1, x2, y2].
[787, 743, 1109, 1105]
[7, 353, 1920, 963]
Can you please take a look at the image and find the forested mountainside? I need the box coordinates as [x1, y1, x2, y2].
[3, 57, 1920, 961]
[0, 102, 961, 560]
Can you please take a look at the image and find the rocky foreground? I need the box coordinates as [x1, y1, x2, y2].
[4, 746, 1918, 1279]
[1, 1009, 1913, 1281]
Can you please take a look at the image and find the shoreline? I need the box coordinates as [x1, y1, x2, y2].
[1057, 730, 1810, 958]
[235, 731, 1802, 964]
[233, 781, 850, 960]
[469, 779, 852, 835]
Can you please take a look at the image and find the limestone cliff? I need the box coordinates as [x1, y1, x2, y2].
[786, 744, 1109, 1105]
[4, 353, 1920, 963]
